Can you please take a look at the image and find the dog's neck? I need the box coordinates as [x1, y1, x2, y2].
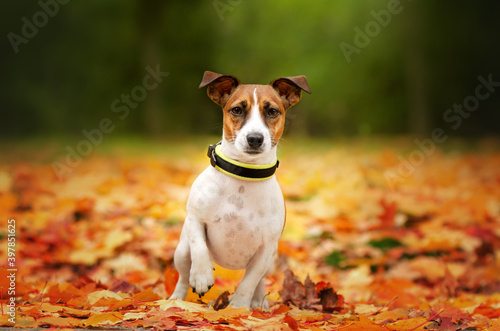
[221, 136, 278, 166]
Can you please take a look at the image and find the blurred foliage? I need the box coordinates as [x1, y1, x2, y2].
[1, 0, 499, 138]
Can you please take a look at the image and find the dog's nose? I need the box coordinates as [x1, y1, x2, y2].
[247, 133, 264, 149]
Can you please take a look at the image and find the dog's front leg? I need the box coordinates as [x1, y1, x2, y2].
[184, 215, 215, 297]
[229, 244, 275, 309]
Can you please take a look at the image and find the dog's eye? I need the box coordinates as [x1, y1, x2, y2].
[267, 108, 280, 118]
[230, 107, 243, 116]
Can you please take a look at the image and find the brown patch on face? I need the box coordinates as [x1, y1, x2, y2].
[254, 85, 287, 146]
[222, 85, 252, 142]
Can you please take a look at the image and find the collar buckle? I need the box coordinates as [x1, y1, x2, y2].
[207, 143, 217, 167]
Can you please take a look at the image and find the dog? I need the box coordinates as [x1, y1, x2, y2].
[169, 71, 310, 308]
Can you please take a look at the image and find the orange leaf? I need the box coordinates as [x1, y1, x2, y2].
[46, 282, 85, 304]
[38, 316, 83, 328]
[132, 287, 161, 302]
[386, 317, 430, 331]
[84, 312, 124, 327]
[66, 296, 87, 308]
[342, 316, 387, 330]
[123, 270, 149, 285]
[164, 265, 179, 296]
[92, 297, 121, 307]
[273, 304, 291, 314]
[107, 298, 134, 310]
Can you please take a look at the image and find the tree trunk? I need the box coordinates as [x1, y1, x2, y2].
[403, 5, 430, 136]
[138, 0, 168, 137]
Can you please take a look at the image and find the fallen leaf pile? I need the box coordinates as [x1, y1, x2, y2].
[0, 137, 499, 330]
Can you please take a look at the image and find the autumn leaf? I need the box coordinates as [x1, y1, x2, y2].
[378, 198, 398, 228]
[132, 287, 161, 302]
[164, 265, 179, 296]
[283, 314, 299, 330]
[84, 312, 124, 327]
[212, 290, 230, 311]
[87, 290, 124, 306]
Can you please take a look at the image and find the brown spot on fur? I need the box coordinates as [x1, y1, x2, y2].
[228, 195, 244, 210]
[223, 212, 239, 222]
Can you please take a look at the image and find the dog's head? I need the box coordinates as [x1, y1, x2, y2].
[199, 71, 310, 160]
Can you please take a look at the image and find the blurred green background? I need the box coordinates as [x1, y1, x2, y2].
[2, 0, 499, 140]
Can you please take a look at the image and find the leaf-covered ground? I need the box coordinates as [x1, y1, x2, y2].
[1, 137, 500, 330]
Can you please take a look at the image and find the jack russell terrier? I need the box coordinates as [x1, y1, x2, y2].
[169, 71, 311, 309]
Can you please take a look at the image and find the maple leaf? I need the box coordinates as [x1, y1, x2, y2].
[281, 269, 306, 304]
[132, 287, 161, 302]
[212, 290, 230, 311]
[318, 287, 343, 313]
[280, 269, 343, 312]
[87, 290, 124, 306]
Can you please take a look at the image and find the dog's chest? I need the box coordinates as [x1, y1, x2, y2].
[188, 167, 285, 269]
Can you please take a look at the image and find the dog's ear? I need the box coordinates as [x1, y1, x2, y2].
[271, 75, 311, 109]
[199, 71, 240, 106]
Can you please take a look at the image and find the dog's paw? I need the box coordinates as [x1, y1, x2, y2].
[189, 264, 215, 297]
[250, 298, 269, 310]
[228, 294, 251, 309]
[168, 293, 186, 300]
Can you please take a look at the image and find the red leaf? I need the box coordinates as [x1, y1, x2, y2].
[283, 314, 299, 331]
[109, 279, 136, 293]
[474, 305, 500, 319]
[378, 198, 397, 228]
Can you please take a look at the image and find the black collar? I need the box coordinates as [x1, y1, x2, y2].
[207, 142, 279, 181]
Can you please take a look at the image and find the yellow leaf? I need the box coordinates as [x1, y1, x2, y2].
[157, 299, 212, 313]
[123, 312, 147, 321]
[84, 312, 124, 326]
[87, 290, 124, 305]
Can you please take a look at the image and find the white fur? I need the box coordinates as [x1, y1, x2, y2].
[169, 87, 285, 309]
